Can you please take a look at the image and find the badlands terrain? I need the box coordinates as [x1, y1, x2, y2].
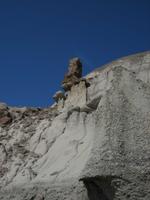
[0, 52, 150, 199]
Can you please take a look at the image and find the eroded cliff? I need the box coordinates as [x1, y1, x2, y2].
[0, 51, 150, 200]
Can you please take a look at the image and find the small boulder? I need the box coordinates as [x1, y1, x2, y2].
[0, 115, 12, 125]
[0, 103, 7, 110]
[53, 91, 66, 103]
[0, 103, 12, 126]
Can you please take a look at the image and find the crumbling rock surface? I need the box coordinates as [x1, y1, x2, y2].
[0, 51, 150, 199]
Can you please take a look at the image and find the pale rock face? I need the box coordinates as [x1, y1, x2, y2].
[0, 51, 150, 199]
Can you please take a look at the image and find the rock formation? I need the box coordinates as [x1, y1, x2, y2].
[53, 91, 66, 103]
[0, 103, 12, 126]
[62, 57, 82, 91]
[0, 51, 150, 199]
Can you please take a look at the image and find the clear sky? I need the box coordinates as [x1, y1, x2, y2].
[0, 0, 150, 107]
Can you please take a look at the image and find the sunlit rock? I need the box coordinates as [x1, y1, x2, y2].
[0, 51, 150, 199]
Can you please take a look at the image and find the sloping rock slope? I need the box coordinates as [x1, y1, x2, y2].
[0, 51, 150, 199]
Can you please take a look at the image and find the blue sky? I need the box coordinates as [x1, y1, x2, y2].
[0, 0, 150, 107]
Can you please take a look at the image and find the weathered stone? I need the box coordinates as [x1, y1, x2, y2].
[0, 103, 7, 110]
[62, 57, 82, 91]
[68, 57, 82, 78]
[53, 90, 66, 103]
[0, 104, 12, 126]
[0, 116, 12, 125]
[63, 81, 87, 110]
[0, 51, 150, 199]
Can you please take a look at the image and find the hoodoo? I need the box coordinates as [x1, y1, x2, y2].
[62, 57, 83, 91]
[0, 51, 150, 200]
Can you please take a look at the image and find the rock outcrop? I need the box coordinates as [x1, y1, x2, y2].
[62, 57, 82, 91]
[0, 51, 150, 200]
[53, 91, 66, 103]
[0, 103, 12, 126]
